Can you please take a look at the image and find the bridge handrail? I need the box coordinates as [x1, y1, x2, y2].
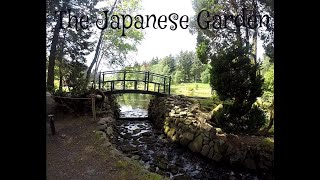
[100, 79, 169, 85]
[100, 70, 170, 78]
[97, 70, 171, 95]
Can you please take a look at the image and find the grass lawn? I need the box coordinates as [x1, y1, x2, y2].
[170, 83, 212, 98]
[170, 83, 221, 111]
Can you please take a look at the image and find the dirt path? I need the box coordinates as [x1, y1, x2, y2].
[46, 113, 165, 180]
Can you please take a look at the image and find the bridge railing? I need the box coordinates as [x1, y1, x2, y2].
[98, 70, 171, 94]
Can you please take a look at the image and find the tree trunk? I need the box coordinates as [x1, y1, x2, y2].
[86, 31, 103, 83]
[253, 0, 258, 66]
[59, 57, 63, 93]
[86, 0, 118, 83]
[58, 33, 66, 93]
[47, 0, 69, 91]
[47, 19, 61, 92]
[93, 51, 105, 89]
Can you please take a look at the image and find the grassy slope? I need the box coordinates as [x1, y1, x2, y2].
[170, 83, 219, 111]
[170, 83, 212, 98]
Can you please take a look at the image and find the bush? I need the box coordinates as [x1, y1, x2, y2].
[64, 61, 88, 96]
[209, 46, 264, 134]
[216, 103, 266, 134]
[210, 47, 263, 106]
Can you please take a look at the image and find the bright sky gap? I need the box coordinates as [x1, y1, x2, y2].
[89, 0, 264, 71]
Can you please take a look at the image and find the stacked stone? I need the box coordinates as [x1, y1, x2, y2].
[148, 95, 273, 172]
[96, 95, 120, 146]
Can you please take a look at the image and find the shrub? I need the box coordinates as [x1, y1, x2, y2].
[210, 46, 264, 134]
[216, 102, 266, 134]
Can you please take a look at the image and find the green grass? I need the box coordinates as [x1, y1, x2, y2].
[170, 83, 221, 111]
[187, 96, 222, 112]
[170, 83, 212, 98]
[260, 137, 274, 151]
[116, 160, 129, 168]
[195, 97, 221, 111]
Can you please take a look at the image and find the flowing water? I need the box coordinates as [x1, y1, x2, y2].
[114, 94, 272, 180]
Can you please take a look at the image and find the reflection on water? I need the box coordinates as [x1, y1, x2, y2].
[117, 94, 153, 118]
[117, 93, 153, 109]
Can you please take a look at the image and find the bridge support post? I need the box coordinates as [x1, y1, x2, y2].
[123, 70, 126, 90]
[144, 72, 147, 90]
[147, 71, 150, 91]
[134, 80, 137, 90]
[163, 78, 166, 93]
[98, 72, 101, 89]
[111, 81, 114, 91]
[102, 73, 105, 90]
[169, 76, 171, 95]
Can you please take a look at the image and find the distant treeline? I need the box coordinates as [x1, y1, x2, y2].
[122, 50, 210, 84]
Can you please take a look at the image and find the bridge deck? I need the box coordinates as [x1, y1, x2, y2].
[102, 89, 168, 96]
[96, 70, 171, 96]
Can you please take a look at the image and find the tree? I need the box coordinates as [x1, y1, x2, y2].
[162, 55, 176, 74]
[190, 56, 204, 82]
[211, 47, 263, 106]
[150, 57, 160, 65]
[86, 0, 144, 84]
[190, 0, 274, 65]
[190, 0, 273, 134]
[46, 0, 68, 91]
[259, 58, 274, 133]
[85, 0, 118, 83]
[64, 61, 88, 96]
[46, 0, 99, 91]
[174, 70, 184, 84]
[200, 65, 210, 83]
[259, 0, 274, 62]
[210, 46, 265, 133]
[176, 51, 194, 82]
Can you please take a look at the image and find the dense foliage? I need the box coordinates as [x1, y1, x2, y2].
[210, 47, 265, 134]
[210, 47, 264, 106]
[189, 0, 274, 134]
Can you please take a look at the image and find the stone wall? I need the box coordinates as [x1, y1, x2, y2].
[95, 93, 120, 119]
[148, 95, 273, 172]
[96, 94, 120, 145]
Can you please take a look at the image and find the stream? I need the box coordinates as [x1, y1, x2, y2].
[114, 94, 272, 180]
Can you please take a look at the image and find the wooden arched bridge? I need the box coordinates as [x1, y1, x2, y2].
[97, 70, 171, 96]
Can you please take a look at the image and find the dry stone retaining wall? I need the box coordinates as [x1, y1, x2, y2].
[148, 95, 273, 172]
[96, 94, 120, 146]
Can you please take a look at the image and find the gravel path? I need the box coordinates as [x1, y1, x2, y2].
[46, 113, 164, 180]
